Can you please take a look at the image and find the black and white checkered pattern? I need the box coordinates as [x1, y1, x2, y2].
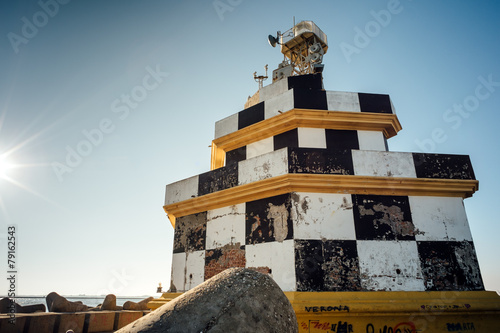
[170, 192, 483, 293]
[166, 73, 482, 294]
[214, 74, 395, 139]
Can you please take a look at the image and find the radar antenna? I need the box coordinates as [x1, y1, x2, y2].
[267, 20, 328, 82]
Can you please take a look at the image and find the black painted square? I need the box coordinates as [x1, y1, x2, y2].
[287, 73, 323, 90]
[173, 212, 207, 253]
[198, 162, 238, 196]
[288, 147, 354, 175]
[417, 241, 484, 291]
[293, 89, 328, 110]
[274, 129, 298, 151]
[295, 239, 361, 292]
[358, 93, 392, 113]
[245, 193, 293, 245]
[412, 153, 475, 180]
[226, 146, 246, 165]
[325, 129, 359, 150]
[352, 194, 415, 241]
[238, 102, 265, 130]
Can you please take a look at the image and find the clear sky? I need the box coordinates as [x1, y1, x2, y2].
[0, 0, 499, 297]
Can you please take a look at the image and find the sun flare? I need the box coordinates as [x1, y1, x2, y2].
[0, 154, 16, 180]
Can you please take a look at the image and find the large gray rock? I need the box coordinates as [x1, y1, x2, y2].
[117, 268, 298, 333]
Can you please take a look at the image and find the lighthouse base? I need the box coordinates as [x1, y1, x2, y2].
[149, 290, 500, 332]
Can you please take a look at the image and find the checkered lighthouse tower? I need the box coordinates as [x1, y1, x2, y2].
[151, 21, 500, 332]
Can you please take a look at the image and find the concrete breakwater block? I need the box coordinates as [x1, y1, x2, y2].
[117, 268, 298, 333]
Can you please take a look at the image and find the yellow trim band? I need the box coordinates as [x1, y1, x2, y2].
[148, 290, 500, 332]
[210, 109, 402, 170]
[163, 174, 478, 227]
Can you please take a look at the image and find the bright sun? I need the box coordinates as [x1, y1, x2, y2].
[0, 154, 15, 180]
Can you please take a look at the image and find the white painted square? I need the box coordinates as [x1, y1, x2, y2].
[238, 148, 288, 185]
[358, 130, 387, 151]
[297, 128, 327, 148]
[246, 136, 274, 159]
[409, 196, 472, 241]
[352, 150, 417, 178]
[326, 91, 361, 112]
[245, 240, 296, 291]
[206, 204, 246, 250]
[170, 251, 206, 292]
[291, 192, 356, 240]
[170, 252, 186, 292]
[259, 78, 289, 102]
[214, 113, 238, 139]
[185, 250, 205, 291]
[165, 175, 199, 205]
[264, 89, 294, 119]
[357, 240, 425, 291]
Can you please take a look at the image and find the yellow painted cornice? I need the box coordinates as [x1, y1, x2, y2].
[163, 174, 478, 227]
[149, 290, 500, 314]
[210, 109, 402, 170]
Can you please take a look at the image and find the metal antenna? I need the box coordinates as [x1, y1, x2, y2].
[253, 64, 268, 89]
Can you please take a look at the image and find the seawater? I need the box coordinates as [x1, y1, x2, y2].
[10, 296, 148, 309]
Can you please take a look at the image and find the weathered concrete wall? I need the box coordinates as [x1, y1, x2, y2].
[238, 148, 288, 185]
[165, 148, 476, 206]
[169, 192, 483, 293]
[223, 127, 386, 164]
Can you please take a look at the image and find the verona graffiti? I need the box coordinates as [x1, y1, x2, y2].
[305, 305, 350, 313]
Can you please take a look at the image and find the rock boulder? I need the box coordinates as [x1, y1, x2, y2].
[101, 294, 117, 311]
[46, 292, 88, 312]
[123, 297, 154, 311]
[116, 268, 298, 333]
[0, 297, 46, 313]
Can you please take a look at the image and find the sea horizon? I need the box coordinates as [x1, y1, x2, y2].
[1, 294, 159, 309]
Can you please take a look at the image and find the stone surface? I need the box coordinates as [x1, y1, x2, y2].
[101, 294, 117, 311]
[0, 297, 46, 313]
[123, 297, 154, 311]
[46, 292, 88, 312]
[116, 268, 298, 333]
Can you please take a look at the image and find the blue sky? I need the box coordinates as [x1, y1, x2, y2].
[0, 0, 499, 296]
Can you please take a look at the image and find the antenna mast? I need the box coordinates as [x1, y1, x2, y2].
[267, 20, 328, 82]
[253, 64, 268, 90]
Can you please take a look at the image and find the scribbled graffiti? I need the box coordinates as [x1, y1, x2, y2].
[304, 320, 353, 332]
[420, 304, 471, 311]
[446, 322, 475, 331]
[366, 322, 416, 333]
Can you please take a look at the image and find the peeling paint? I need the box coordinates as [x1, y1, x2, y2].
[417, 241, 484, 291]
[353, 195, 415, 241]
[289, 147, 354, 175]
[246, 194, 293, 245]
[198, 163, 238, 196]
[295, 239, 361, 292]
[173, 212, 207, 253]
[413, 153, 475, 180]
[268, 203, 289, 242]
